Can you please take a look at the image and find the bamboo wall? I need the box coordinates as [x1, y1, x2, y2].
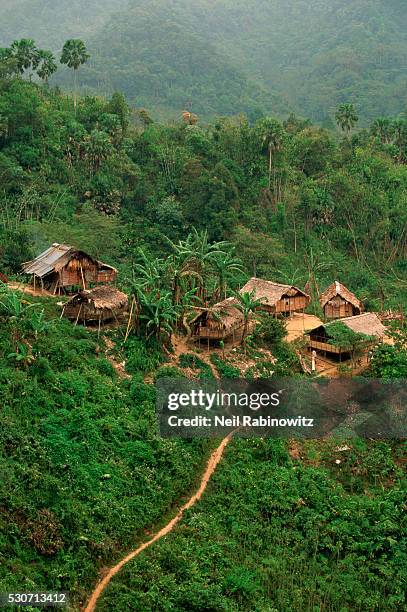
[324, 300, 356, 320]
[97, 269, 117, 283]
[261, 295, 308, 314]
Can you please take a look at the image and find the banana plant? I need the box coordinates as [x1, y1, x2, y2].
[8, 342, 35, 369]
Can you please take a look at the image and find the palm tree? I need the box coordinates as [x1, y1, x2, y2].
[256, 117, 284, 189]
[371, 117, 393, 144]
[0, 47, 18, 78]
[335, 103, 358, 135]
[36, 50, 57, 84]
[233, 290, 262, 348]
[84, 129, 113, 175]
[10, 39, 39, 78]
[60, 39, 89, 110]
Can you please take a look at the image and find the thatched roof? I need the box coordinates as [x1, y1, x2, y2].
[240, 277, 309, 306]
[22, 243, 117, 278]
[309, 313, 387, 339]
[193, 297, 245, 330]
[66, 286, 128, 311]
[210, 297, 245, 329]
[337, 312, 387, 338]
[320, 281, 362, 309]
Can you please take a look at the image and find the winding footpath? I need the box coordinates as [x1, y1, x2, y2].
[84, 433, 233, 612]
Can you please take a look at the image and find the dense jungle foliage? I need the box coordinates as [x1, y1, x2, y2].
[0, 50, 406, 611]
[0, 75, 406, 310]
[0, 1, 406, 122]
[98, 438, 406, 611]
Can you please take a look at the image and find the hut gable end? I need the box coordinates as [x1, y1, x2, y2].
[320, 281, 362, 310]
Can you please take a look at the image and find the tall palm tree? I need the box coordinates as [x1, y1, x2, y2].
[36, 50, 57, 84]
[60, 39, 89, 111]
[84, 130, 113, 175]
[10, 39, 39, 78]
[335, 103, 358, 135]
[371, 117, 393, 144]
[256, 117, 284, 189]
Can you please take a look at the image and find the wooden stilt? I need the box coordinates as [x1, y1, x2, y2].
[98, 316, 101, 340]
[75, 304, 83, 326]
[124, 296, 135, 343]
[80, 265, 86, 290]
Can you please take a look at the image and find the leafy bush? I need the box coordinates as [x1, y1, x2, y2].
[179, 353, 214, 378]
[210, 354, 240, 378]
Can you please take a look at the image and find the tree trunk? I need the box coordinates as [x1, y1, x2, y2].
[74, 69, 78, 113]
[241, 318, 248, 347]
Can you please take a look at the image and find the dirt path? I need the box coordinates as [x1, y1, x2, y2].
[103, 337, 131, 379]
[8, 282, 56, 298]
[84, 433, 233, 612]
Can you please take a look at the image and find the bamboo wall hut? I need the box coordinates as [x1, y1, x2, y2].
[240, 277, 310, 315]
[320, 281, 363, 320]
[192, 297, 246, 341]
[62, 286, 128, 323]
[22, 243, 117, 293]
[307, 313, 387, 357]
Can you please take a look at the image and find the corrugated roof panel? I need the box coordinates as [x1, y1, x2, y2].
[22, 244, 73, 277]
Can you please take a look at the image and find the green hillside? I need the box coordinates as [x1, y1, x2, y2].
[66, 0, 407, 121]
[0, 30, 407, 610]
[1, 1, 406, 122]
[0, 0, 127, 48]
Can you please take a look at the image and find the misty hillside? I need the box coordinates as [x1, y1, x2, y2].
[0, 0, 128, 49]
[1, 0, 406, 122]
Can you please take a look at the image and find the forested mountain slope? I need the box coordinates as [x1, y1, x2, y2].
[0, 0, 128, 49]
[1, 0, 406, 122]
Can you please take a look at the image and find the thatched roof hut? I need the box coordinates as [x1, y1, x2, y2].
[192, 297, 246, 340]
[240, 277, 310, 314]
[63, 286, 128, 323]
[320, 281, 362, 319]
[22, 243, 117, 293]
[308, 312, 387, 356]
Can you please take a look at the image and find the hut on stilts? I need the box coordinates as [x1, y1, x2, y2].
[22, 243, 117, 294]
[240, 278, 310, 316]
[62, 286, 128, 326]
[307, 312, 388, 361]
[191, 297, 247, 344]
